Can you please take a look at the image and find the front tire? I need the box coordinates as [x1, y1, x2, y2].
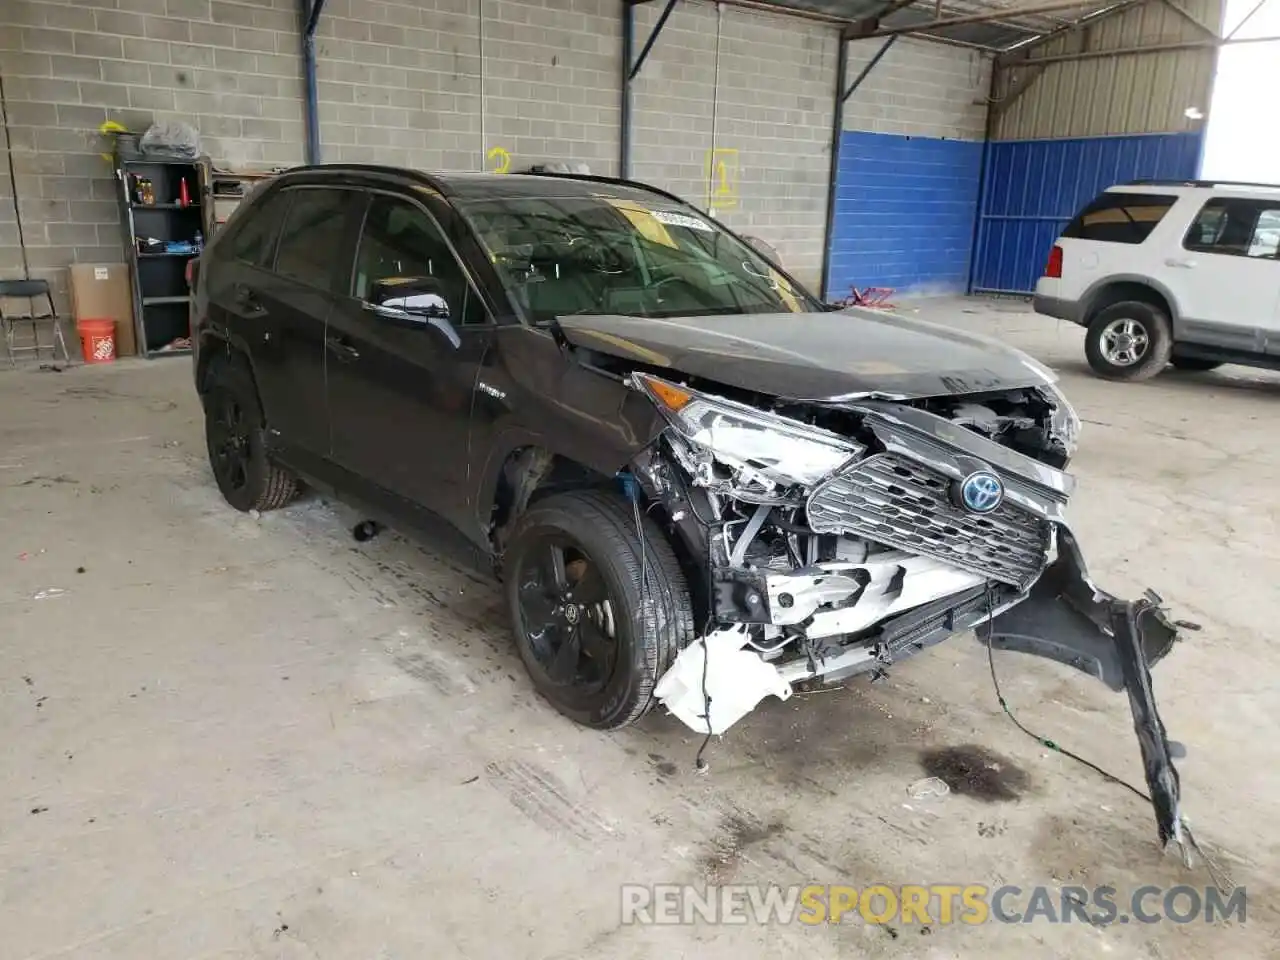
[1085, 301, 1173, 382]
[504, 490, 695, 730]
[203, 358, 298, 512]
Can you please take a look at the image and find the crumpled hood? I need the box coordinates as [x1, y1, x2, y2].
[556, 307, 1055, 400]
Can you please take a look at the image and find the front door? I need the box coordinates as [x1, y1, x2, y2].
[1170, 195, 1280, 352]
[325, 191, 494, 540]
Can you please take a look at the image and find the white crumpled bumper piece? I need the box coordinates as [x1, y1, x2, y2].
[654, 625, 793, 735]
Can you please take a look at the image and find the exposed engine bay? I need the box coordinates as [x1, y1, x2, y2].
[617, 370, 1183, 849]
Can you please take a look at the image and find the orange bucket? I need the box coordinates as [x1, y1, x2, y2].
[76, 318, 116, 364]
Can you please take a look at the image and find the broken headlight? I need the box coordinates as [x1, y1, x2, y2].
[1043, 382, 1081, 459]
[633, 373, 864, 490]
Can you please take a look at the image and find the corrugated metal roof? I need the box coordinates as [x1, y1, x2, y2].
[993, 0, 1221, 137]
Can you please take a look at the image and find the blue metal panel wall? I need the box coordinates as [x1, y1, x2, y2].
[827, 131, 984, 299]
[971, 131, 1203, 294]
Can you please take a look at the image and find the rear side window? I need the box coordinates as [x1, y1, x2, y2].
[224, 188, 291, 268]
[274, 188, 353, 290]
[1184, 198, 1280, 259]
[1062, 192, 1177, 244]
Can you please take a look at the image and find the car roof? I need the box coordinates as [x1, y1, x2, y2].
[1108, 180, 1280, 198]
[273, 164, 683, 205]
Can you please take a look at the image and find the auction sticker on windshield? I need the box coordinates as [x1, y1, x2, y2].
[652, 210, 713, 232]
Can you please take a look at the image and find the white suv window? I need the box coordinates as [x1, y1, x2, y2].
[1184, 198, 1280, 260]
[1061, 192, 1178, 245]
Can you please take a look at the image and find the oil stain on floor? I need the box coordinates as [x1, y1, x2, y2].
[918, 744, 1030, 801]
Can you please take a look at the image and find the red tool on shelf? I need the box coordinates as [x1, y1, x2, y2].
[178, 178, 191, 208]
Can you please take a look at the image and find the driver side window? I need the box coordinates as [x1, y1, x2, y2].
[353, 195, 487, 325]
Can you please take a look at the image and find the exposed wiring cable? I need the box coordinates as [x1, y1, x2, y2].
[694, 548, 717, 772]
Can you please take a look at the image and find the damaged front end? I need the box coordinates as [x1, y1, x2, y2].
[627, 373, 1183, 847]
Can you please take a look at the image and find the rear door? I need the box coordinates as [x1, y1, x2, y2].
[1171, 196, 1280, 352]
[256, 186, 364, 461]
[325, 190, 495, 537]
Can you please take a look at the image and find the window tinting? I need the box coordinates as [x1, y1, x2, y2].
[274, 188, 352, 290]
[353, 196, 487, 326]
[1062, 192, 1177, 245]
[1184, 198, 1280, 259]
[225, 188, 291, 267]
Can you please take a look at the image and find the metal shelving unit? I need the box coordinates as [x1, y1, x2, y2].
[209, 168, 277, 234]
[115, 153, 211, 358]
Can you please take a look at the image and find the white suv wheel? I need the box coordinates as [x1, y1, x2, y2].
[1098, 316, 1151, 366]
[1084, 300, 1173, 382]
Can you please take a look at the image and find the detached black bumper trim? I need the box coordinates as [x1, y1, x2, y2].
[979, 528, 1182, 848]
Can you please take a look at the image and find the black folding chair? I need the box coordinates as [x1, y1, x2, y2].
[0, 279, 72, 367]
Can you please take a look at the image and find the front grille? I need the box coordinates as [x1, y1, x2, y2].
[806, 454, 1050, 588]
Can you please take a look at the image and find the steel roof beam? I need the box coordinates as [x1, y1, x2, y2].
[997, 0, 1146, 61]
[857, 0, 1108, 38]
[1017, 30, 1280, 62]
[1159, 0, 1220, 37]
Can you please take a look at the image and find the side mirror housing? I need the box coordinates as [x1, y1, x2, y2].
[366, 276, 460, 347]
[370, 276, 452, 321]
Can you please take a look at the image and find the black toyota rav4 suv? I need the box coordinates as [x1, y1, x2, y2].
[193, 166, 1185, 843]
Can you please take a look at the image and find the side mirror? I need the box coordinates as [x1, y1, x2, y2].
[366, 276, 460, 347]
[370, 276, 451, 321]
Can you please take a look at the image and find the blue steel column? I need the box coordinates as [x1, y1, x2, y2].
[621, 0, 678, 180]
[300, 0, 326, 165]
[621, 1, 634, 178]
[822, 34, 896, 302]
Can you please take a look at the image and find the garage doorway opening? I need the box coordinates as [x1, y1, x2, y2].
[1201, 0, 1280, 182]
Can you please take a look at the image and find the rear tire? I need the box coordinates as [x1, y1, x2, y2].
[203, 357, 298, 512]
[504, 490, 695, 730]
[1084, 301, 1173, 382]
[1170, 356, 1222, 372]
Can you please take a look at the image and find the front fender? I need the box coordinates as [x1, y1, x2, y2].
[979, 527, 1182, 849]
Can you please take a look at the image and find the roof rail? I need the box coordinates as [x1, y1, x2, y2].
[1125, 178, 1280, 189]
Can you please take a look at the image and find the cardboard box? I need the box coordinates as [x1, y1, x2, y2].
[68, 263, 138, 358]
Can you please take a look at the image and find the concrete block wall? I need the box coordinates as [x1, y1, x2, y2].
[481, 0, 620, 176]
[631, 1, 718, 206]
[2, 0, 972, 313]
[316, 0, 619, 174]
[632, 1, 835, 291]
[312, 0, 483, 171]
[843, 37, 989, 140]
[0, 0, 306, 309]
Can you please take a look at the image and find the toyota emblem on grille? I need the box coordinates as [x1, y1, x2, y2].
[957, 471, 1004, 513]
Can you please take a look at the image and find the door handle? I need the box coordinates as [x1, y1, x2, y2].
[325, 335, 360, 361]
[232, 283, 266, 315]
[1164, 257, 1197, 268]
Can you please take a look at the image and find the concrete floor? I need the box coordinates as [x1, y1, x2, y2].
[2, 298, 1277, 959]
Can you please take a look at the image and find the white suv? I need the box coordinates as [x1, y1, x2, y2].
[1034, 180, 1280, 381]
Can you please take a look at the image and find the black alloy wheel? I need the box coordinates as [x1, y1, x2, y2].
[504, 490, 695, 730]
[515, 534, 619, 692]
[202, 358, 298, 512]
[207, 389, 252, 497]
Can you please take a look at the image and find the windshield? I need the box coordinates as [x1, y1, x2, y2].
[457, 195, 820, 323]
